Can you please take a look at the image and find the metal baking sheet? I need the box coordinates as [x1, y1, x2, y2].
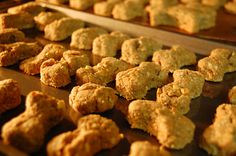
[0, 2, 236, 156]
[37, 1, 236, 44]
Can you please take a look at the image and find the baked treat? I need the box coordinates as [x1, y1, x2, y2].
[173, 69, 205, 98]
[0, 28, 25, 44]
[128, 100, 195, 149]
[61, 50, 90, 75]
[70, 27, 108, 50]
[198, 48, 236, 82]
[121, 36, 162, 65]
[152, 45, 196, 72]
[129, 141, 160, 156]
[1, 91, 65, 153]
[34, 11, 66, 31]
[168, 4, 217, 33]
[94, 1, 119, 17]
[116, 62, 168, 100]
[7, 2, 45, 16]
[69, 0, 103, 10]
[92, 31, 130, 57]
[202, 0, 227, 9]
[210, 48, 236, 73]
[0, 12, 34, 30]
[224, 2, 236, 15]
[69, 83, 117, 114]
[47, 114, 123, 156]
[44, 17, 85, 41]
[112, 0, 145, 20]
[40, 49, 89, 87]
[150, 0, 178, 8]
[40, 58, 71, 88]
[0, 79, 21, 114]
[228, 86, 236, 104]
[19, 44, 66, 75]
[76, 57, 131, 85]
[146, 5, 177, 27]
[0, 42, 42, 66]
[200, 104, 236, 156]
[198, 57, 227, 82]
[157, 82, 191, 114]
[94, 1, 113, 17]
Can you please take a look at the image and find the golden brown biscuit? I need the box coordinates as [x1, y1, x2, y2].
[40, 58, 71, 88]
[69, 83, 117, 114]
[129, 141, 172, 156]
[198, 48, 236, 82]
[116, 62, 168, 100]
[34, 11, 66, 31]
[157, 82, 191, 114]
[76, 57, 131, 85]
[0, 12, 34, 30]
[0, 79, 21, 114]
[146, 5, 177, 27]
[198, 56, 227, 82]
[19, 44, 66, 75]
[40, 49, 88, 87]
[0, 28, 25, 44]
[200, 104, 236, 156]
[152, 45, 196, 72]
[69, 0, 103, 10]
[44, 17, 85, 41]
[94, 0, 122, 17]
[128, 100, 195, 149]
[7, 2, 45, 16]
[112, 0, 145, 20]
[210, 48, 236, 73]
[1, 91, 65, 153]
[61, 50, 90, 76]
[228, 86, 236, 104]
[70, 27, 108, 50]
[173, 69, 205, 98]
[0, 42, 42, 66]
[94, 1, 118, 17]
[168, 4, 217, 33]
[47, 114, 123, 156]
[121, 36, 163, 65]
[92, 31, 130, 57]
[224, 2, 236, 15]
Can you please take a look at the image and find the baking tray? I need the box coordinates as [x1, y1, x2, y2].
[36, 0, 236, 44]
[37, 2, 236, 55]
[0, 2, 236, 156]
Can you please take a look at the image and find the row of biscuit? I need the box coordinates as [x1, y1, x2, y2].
[0, 80, 123, 155]
[2, 77, 236, 155]
[36, 0, 236, 34]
